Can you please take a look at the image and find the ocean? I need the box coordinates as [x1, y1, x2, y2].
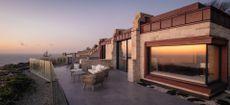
[0, 54, 61, 66]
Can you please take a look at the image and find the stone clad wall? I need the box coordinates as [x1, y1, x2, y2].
[128, 12, 152, 82]
[139, 22, 211, 78]
[105, 43, 113, 60]
[210, 23, 230, 86]
[89, 49, 99, 60]
[112, 40, 117, 69]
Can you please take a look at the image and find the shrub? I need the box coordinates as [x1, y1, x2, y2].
[1, 62, 29, 71]
[0, 74, 35, 105]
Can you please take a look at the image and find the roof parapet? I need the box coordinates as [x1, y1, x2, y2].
[133, 12, 153, 30]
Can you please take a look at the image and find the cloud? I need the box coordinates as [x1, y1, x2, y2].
[19, 42, 25, 46]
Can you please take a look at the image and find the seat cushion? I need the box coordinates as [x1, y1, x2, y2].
[95, 65, 102, 72]
[92, 65, 97, 70]
[88, 69, 97, 74]
[74, 64, 80, 69]
[98, 65, 108, 71]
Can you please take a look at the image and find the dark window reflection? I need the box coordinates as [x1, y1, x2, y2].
[101, 45, 106, 59]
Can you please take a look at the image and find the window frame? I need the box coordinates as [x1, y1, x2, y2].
[144, 36, 227, 85]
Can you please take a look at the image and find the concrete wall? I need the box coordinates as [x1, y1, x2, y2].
[139, 22, 211, 79]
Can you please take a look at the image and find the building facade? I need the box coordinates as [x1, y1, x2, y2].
[98, 2, 230, 97]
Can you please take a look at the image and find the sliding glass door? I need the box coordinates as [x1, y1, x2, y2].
[117, 39, 131, 72]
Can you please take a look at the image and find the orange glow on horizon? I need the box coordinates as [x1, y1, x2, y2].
[151, 44, 206, 56]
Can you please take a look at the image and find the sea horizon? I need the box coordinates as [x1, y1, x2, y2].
[0, 53, 62, 67]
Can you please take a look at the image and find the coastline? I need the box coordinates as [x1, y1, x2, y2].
[0, 62, 29, 71]
[0, 53, 61, 67]
[0, 54, 40, 67]
[0, 61, 53, 105]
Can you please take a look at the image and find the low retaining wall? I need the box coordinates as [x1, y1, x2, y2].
[80, 59, 113, 71]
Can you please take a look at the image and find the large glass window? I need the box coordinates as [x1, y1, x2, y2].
[150, 44, 207, 84]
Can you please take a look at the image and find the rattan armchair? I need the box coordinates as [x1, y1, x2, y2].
[80, 71, 106, 91]
[104, 68, 110, 79]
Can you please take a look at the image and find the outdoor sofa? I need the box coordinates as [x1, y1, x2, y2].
[80, 64, 110, 91]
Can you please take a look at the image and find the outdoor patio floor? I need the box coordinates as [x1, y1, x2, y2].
[54, 66, 195, 105]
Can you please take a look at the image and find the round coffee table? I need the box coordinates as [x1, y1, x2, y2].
[71, 70, 86, 81]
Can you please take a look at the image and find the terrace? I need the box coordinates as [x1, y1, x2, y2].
[54, 66, 195, 105]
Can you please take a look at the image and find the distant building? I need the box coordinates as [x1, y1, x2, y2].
[61, 53, 77, 64]
[76, 44, 99, 60]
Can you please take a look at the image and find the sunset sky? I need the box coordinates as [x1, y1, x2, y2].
[0, 0, 208, 54]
